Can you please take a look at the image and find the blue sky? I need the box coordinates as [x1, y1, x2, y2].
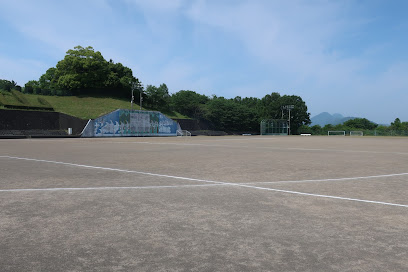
[1, 0, 407, 124]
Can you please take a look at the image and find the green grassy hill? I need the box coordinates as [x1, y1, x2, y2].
[0, 91, 188, 120]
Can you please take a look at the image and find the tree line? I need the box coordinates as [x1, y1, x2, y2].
[161, 90, 311, 133]
[299, 117, 408, 135]
[1, 45, 313, 133]
[0, 79, 22, 92]
[4, 45, 405, 134]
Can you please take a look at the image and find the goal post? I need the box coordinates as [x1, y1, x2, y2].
[328, 131, 346, 136]
[350, 131, 364, 136]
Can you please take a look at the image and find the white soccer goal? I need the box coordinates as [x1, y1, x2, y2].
[328, 131, 346, 136]
[350, 131, 364, 136]
[177, 130, 191, 137]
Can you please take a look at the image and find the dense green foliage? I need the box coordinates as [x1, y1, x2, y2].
[258, 93, 310, 133]
[171, 90, 209, 118]
[4, 61, 407, 134]
[205, 97, 259, 131]
[2, 45, 315, 133]
[23, 46, 141, 98]
[144, 84, 171, 112]
[390, 118, 408, 131]
[299, 117, 408, 136]
[0, 79, 21, 92]
[168, 91, 311, 133]
[343, 118, 378, 130]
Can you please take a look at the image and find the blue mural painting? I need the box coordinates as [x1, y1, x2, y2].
[81, 109, 180, 137]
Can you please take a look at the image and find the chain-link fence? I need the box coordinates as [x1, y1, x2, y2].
[299, 127, 408, 137]
[362, 130, 408, 136]
[260, 119, 288, 135]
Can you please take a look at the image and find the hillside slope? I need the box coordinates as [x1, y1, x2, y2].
[0, 92, 187, 120]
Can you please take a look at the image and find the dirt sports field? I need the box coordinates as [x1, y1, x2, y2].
[0, 135, 407, 271]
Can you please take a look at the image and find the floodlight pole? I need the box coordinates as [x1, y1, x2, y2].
[288, 108, 291, 135]
[140, 89, 143, 110]
[284, 105, 294, 135]
[131, 88, 134, 111]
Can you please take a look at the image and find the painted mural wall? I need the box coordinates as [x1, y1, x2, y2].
[81, 109, 180, 137]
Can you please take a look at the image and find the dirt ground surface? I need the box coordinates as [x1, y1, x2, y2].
[1, 135, 407, 271]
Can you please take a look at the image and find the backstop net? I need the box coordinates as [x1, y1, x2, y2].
[260, 119, 288, 135]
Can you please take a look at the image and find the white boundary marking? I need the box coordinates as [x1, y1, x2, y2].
[0, 155, 228, 184]
[110, 141, 408, 156]
[1, 155, 408, 208]
[0, 184, 225, 192]
[4, 138, 408, 156]
[236, 184, 408, 208]
[241, 172, 408, 185]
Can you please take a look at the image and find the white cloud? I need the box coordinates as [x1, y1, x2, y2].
[138, 57, 214, 95]
[0, 0, 116, 54]
[185, 0, 408, 122]
[186, 1, 358, 80]
[0, 0, 407, 123]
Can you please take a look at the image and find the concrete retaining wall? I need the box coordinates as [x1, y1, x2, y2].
[81, 109, 181, 137]
[0, 109, 87, 135]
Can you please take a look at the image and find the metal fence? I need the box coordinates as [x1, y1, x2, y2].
[299, 128, 408, 137]
[260, 119, 288, 135]
[362, 130, 408, 137]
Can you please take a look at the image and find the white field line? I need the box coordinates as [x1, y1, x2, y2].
[199, 137, 278, 141]
[0, 184, 225, 192]
[1, 155, 408, 208]
[109, 141, 408, 156]
[235, 184, 408, 208]
[0, 156, 228, 184]
[4, 139, 408, 156]
[241, 172, 408, 185]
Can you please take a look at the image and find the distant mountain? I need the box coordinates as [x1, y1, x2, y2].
[311, 112, 357, 126]
[332, 113, 344, 120]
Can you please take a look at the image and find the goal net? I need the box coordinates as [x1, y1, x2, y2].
[328, 131, 346, 136]
[350, 131, 363, 136]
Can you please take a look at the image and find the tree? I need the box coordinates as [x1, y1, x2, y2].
[24, 80, 41, 94]
[311, 125, 323, 135]
[323, 124, 334, 131]
[54, 46, 108, 93]
[343, 118, 378, 130]
[205, 97, 258, 131]
[241, 97, 261, 109]
[105, 61, 140, 97]
[34, 45, 141, 97]
[171, 90, 209, 118]
[38, 67, 57, 95]
[144, 84, 171, 111]
[0, 79, 19, 91]
[259, 92, 282, 119]
[279, 95, 311, 134]
[258, 92, 311, 134]
[390, 118, 402, 130]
